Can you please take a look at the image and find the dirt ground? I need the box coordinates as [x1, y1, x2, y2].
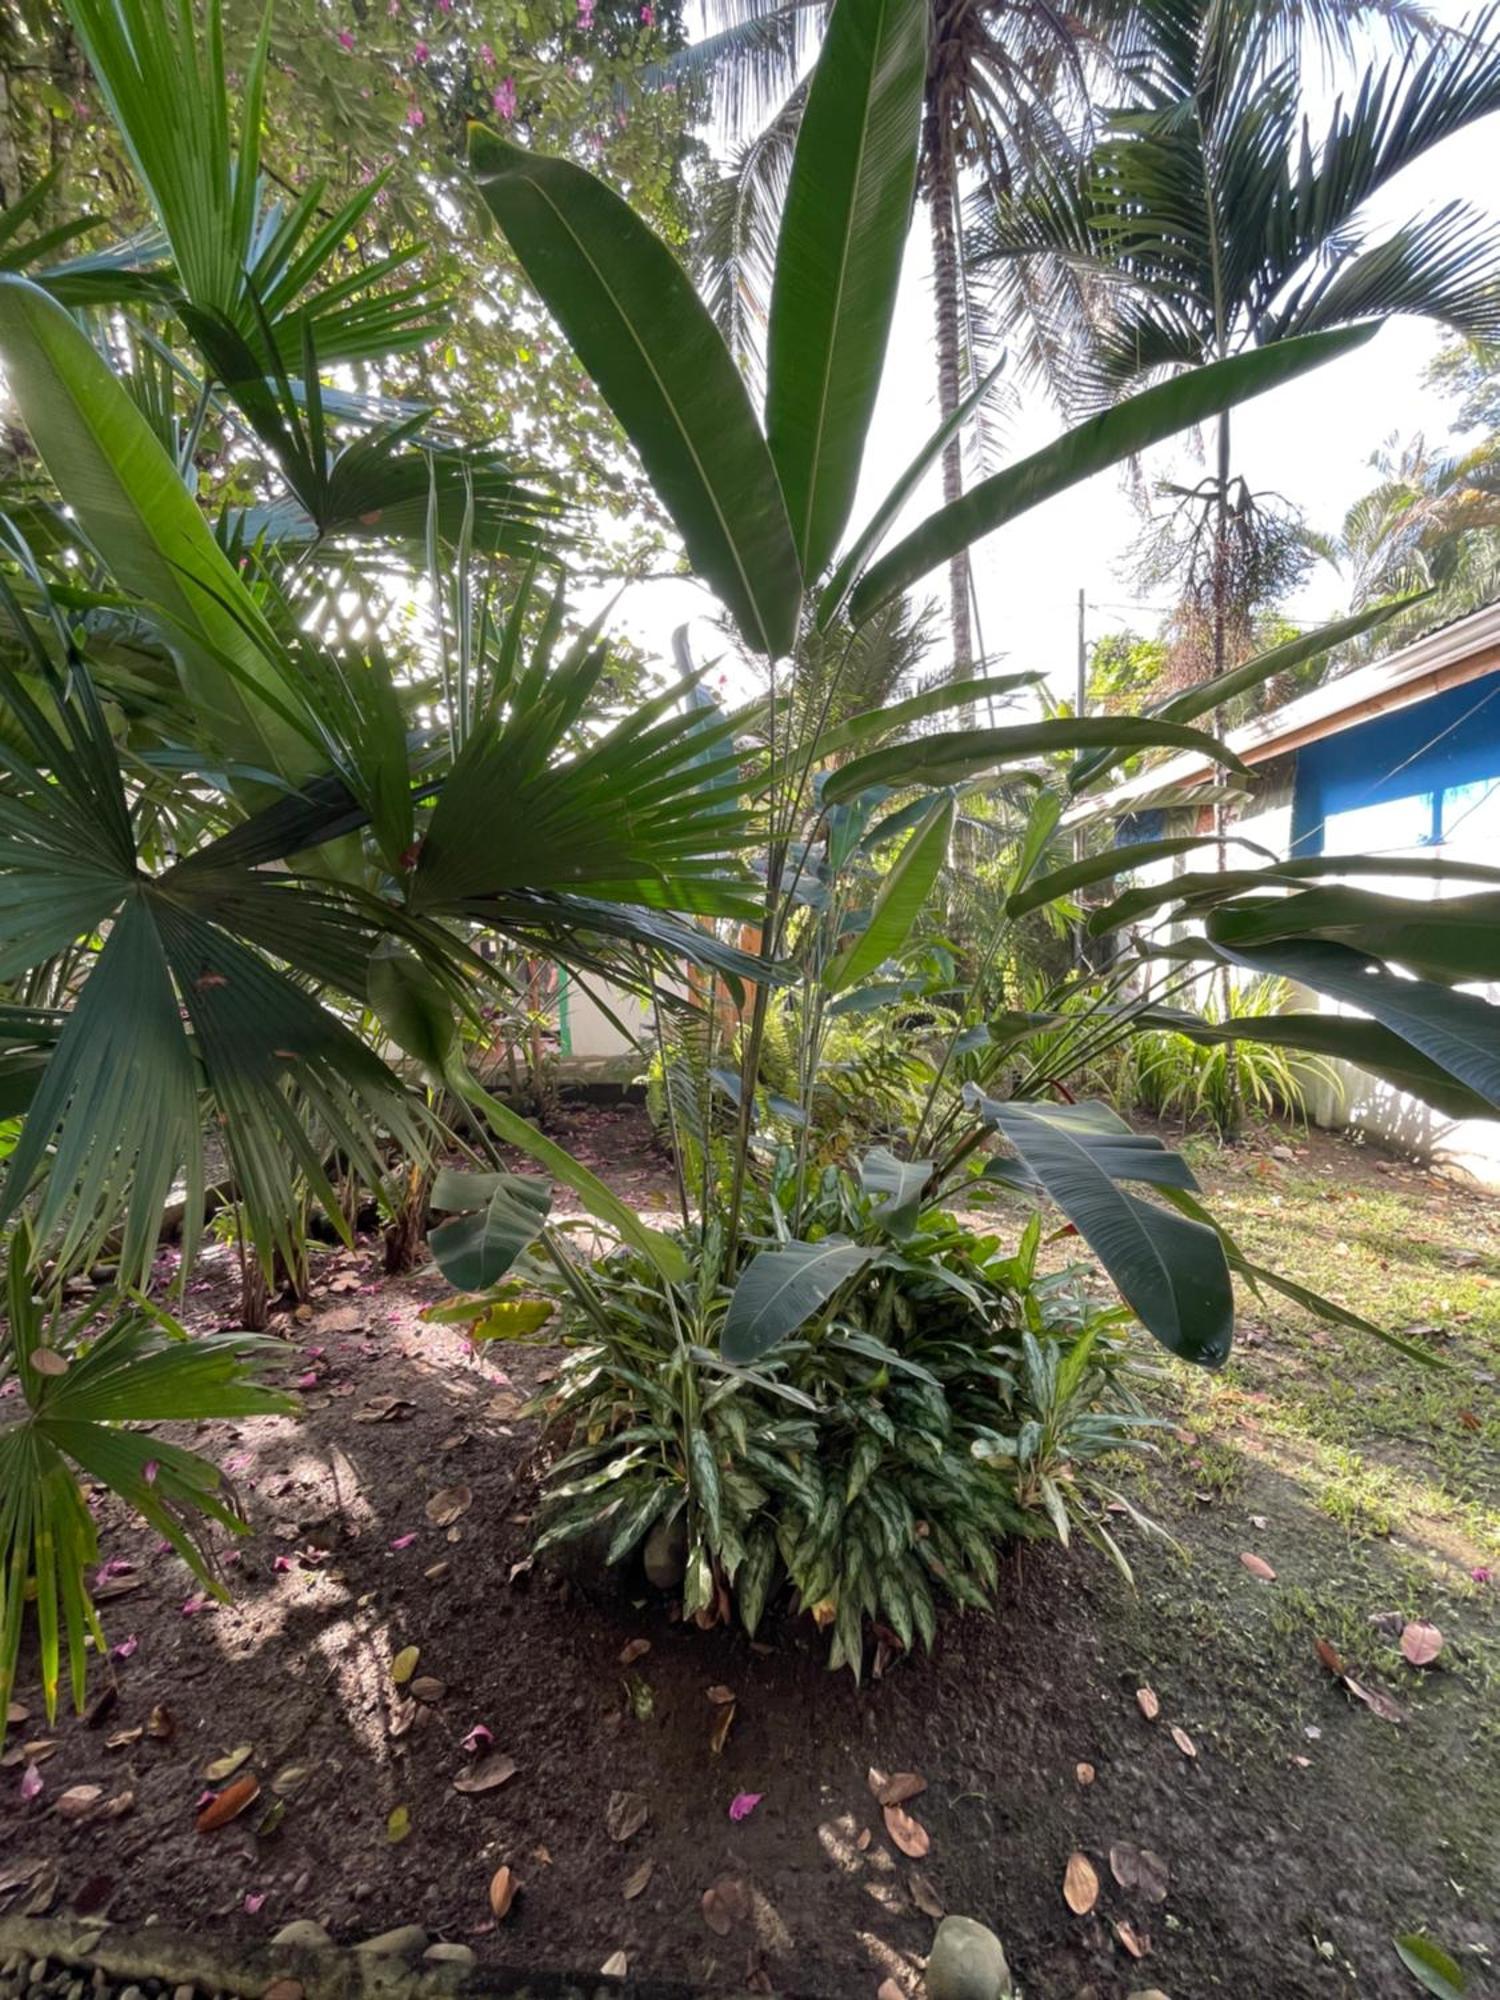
[2, 1105, 1496, 1999]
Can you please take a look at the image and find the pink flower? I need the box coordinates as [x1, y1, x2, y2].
[1474, 1567, 1493, 1584]
[412, 40, 429, 61]
[387, 0, 400, 12]
[728, 1792, 763, 1821]
[142, 1459, 159, 1485]
[577, 0, 594, 28]
[479, 41, 495, 64]
[181, 1593, 209, 1616]
[438, 0, 452, 11]
[640, 4, 654, 21]
[294, 1371, 319, 1389]
[493, 77, 516, 118]
[244, 1892, 267, 1914]
[337, 28, 354, 48]
[406, 100, 425, 126]
[111, 1634, 139, 1660]
[223, 1452, 251, 1473]
[195, 1787, 217, 1810]
[19, 1763, 44, 1803]
[461, 1723, 493, 1753]
[95, 1557, 133, 1585]
[273, 1555, 293, 1574]
[390, 1532, 417, 1550]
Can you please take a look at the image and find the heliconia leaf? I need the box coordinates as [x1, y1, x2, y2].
[822, 716, 1248, 804]
[848, 324, 1378, 621]
[764, 0, 926, 579]
[824, 795, 953, 993]
[1006, 834, 1266, 918]
[812, 672, 1043, 761]
[721, 1239, 876, 1365]
[469, 127, 802, 658]
[1394, 1935, 1467, 1999]
[426, 1169, 552, 1292]
[1208, 885, 1500, 986]
[1207, 933, 1500, 1112]
[858, 1147, 932, 1235]
[977, 1097, 1233, 1365]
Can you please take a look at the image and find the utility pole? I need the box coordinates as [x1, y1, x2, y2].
[1076, 586, 1087, 719]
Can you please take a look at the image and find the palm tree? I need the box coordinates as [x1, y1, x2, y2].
[970, 0, 1500, 689]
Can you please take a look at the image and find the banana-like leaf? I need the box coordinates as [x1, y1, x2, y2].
[974, 1095, 1233, 1364]
[1205, 933, 1500, 1112]
[858, 1146, 932, 1235]
[824, 794, 953, 992]
[764, 0, 926, 578]
[823, 716, 1248, 804]
[848, 324, 1378, 622]
[0, 276, 315, 785]
[427, 1169, 553, 1291]
[469, 127, 802, 659]
[1209, 886, 1500, 984]
[722, 1237, 877, 1365]
[812, 672, 1043, 761]
[1007, 834, 1273, 919]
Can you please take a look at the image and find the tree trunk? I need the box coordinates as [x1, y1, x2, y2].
[1210, 407, 1243, 1135]
[925, 156, 974, 692]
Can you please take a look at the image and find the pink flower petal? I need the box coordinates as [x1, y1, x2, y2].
[19, 1762, 43, 1803]
[1474, 1566, 1493, 1584]
[111, 1634, 139, 1660]
[195, 1787, 217, 1810]
[728, 1791, 763, 1822]
[244, 1891, 267, 1914]
[273, 1555, 293, 1574]
[293, 1372, 319, 1389]
[181, 1593, 209, 1616]
[389, 1532, 417, 1550]
[460, 1723, 493, 1753]
[142, 1459, 159, 1485]
[337, 28, 354, 48]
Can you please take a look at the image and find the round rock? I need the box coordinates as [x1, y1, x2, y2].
[925, 1916, 1012, 2000]
[353, 1926, 429, 1957]
[422, 1945, 476, 1967]
[643, 1512, 687, 1591]
[271, 1922, 334, 1951]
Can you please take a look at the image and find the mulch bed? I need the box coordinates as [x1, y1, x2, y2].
[2, 1107, 1494, 1998]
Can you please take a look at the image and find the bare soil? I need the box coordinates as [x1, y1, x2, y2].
[2, 1106, 1496, 1999]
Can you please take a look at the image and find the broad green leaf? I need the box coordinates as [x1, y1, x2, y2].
[764, 0, 926, 578]
[1004, 790, 1064, 898]
[1209, 885, 1500, 984]
[469, 128, 802, 658]
[1394, 1935, 1467, 1999]
[0, 275, 314, 785]
[722, 1238, 876, 1365]
[1207, 933, 1500, 1112]
[979, 1096, 1233, 1364]
[427, 1170, 553, 1292]
[368, 946, 461, 1079]
[849, 324, 1378, 621]
[466, 1298, 554, 1343]
[858, 1147, 932, 1235]
[823, 716, 1248, 804]
[1229, 1254, 1445, 1370]
[450, 1067, 687, 1284]
[824, 794, 953, 992]
[1008, 835, 1270, 918]
[813, 672, 1043, 761]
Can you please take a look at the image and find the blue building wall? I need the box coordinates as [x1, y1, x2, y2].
[1290, 666, 1500, 856]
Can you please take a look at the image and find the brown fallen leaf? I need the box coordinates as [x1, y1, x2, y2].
[856, 1827, 872, 1852]
[488, 1865, 518, 1919]
[1113, 1918, 1151, 1959]
[1315, 1637, 1346, 1675]
[29, 1348, 68, 1377]
[1399, 1620, 1443, 1667]
[102, 1791, 134, 1820]
[868, 1766, 927, 1806]
[605, 1789, 649, 1843]
[882, 1803, 930, 1858]
[1, 1740, 56, 1768]
[701, 1887, 733, 1938]
[619, 1638, 651, 1667]
[146, 1704, 174, 1740]
[453, 1752, 518, 1794]
[1075, 1761, 1096, 1786]
[425, 1485, 472, 1528]
[601, 1951, 628, 1979]
[196, 1773, 260, 1832]
[5, 1701, 29, 1726]
[1110, 1843, 1169, 1903]
[409, 1676, 446, 1704]
[1135, 1687, 1160, 1721]
[909, 1870, 944, 1919]
[709, 1700, 736, 1756]
[700, 1874, 749, 1937]
[264, 1981, 304, 2000]
[706, 1684, 736, 1705]
[1169, 1726, 1197, 1759]
[105, 1727, 144, 1750]
[390, 1645, 420, 1685]
[1343, 1675, 1406, 1725]
[1063, 1851, 1099, 1915]
[1240, 1552, 1277, 1582]
[388, 1698, 419, 1740]
[92, 1574, 142, 1602]
[55, 1784, 103, 1821]
[877, 1983, 906, 2000]
[622, 1859, 655, 1901]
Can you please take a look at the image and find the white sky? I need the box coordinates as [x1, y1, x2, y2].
[598, 0, 1500, 704]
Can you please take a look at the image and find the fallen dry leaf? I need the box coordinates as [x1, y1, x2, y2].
[600, 1951, 628, 1979]
[29, 1348, 68, 1377]
[709, 1700, 736, 1756]
[1135, 1687, 1160, 1721]
[856, 1827, 872, 1852]
[5, 1701, 29, 1725]
[1343, 1675, 1406, 1725]
[701, 1887, 733, 1938]
[1315, 1637, 1346, 1675]
[618, 1638, 651, 1667]
[425, 1485, 472, 1528]
[882, 1803, 930, 1858]
[1169, 1726, 1197, 1759]
[622, 1859, 655, 1901]
[1110, 1843, 1169, 1903]
[1240, 1553, 1277, 1582]
[1063, 1851, 1099, 1915]
[1113, 1918, 1151, 1959]
[699, 1874, 748, 1937]
[55, 1785, 103, 1821]
[409, 1676, 446, 1704]
[390, 1645, 420, 1685]
[105, 1727, 143, 1751]
[909, 1870, 944, 1920]
[605, 1789, 649, 1843]
[488, 1865, 518, 1919]
[146, 1704, 174, 1740]
[196, 1773, 260, 1832]
[453, 1752, 518, 1795]
[1399, 1620, 1443, 1667]
[203, 1745, 252, 1782]
[877, 1983, 905, 2000]
[386, 1804, 411, 1844]
[1076, 1761, 1096, 1786]
[706, 1684, 736, 1705]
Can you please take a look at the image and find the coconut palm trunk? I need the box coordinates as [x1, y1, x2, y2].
[924, 125, 975, 688]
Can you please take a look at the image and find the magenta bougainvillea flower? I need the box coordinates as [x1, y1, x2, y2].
[728, 1792, 763, 1822]
[493, 78, 517, 118]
